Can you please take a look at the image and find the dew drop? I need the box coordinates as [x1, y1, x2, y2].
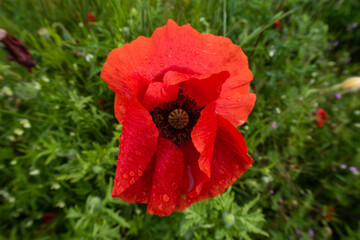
[130, 178, 135, 184]
[138, 169, 143, 176]
[226, 96, 232, 100]
[187, 165, 194, 192]
[122, 173, 128, 179]
[161, 88, 168, 97]
[120, 134, 125, 142]
[135, 150, 143, 156]
[231, 163, 239, 170]
[171, 182, 177, 190]
[163, 194, 170, 202]
[130, 171, 135, 176]
[237, 98, 242, 103]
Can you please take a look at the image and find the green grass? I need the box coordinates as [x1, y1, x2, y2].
[1, 0, 360, 239]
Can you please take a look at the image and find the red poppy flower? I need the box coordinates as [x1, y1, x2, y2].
[87, 13, 96, 22]
[274, 20, 281, 29]
[101, 19, 256, 216]
[315, 108, 327, 127]
[0, 29, 36, 72]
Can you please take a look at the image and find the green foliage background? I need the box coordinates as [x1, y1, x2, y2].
[1, 0, 359, 239]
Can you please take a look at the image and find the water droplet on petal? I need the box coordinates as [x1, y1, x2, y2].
[130, 171, 135, 176]
[135, 150, 143, 156]
[120, 135, 125, 142]
[187, 165, 194, 192]
[163, 194, 170, 202]
[122, 173, 128, 179]
[231, 163, 239, 170]
[226, 96, 232, 100]
[171, 182, 177, 189]
[138, 169, 143, 176]
[161, 87, 168, 97]
[237, 98, 242, 103]
[130, 178, 135, 184]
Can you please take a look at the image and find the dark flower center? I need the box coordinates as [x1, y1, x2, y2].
[168, 109, 189, 129]
[150, 89, 201, 145]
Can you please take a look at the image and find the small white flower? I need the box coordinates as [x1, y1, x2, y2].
[33, 81, 41, 90]
[2, 86, 13, 96]
[243, 125, 249, 130]
[85, 54, 94, 62]
[29, 169, 40, 176]
[56, 201, 65, 208]
[50, 183, 61, 190]
[275, 107, 281, 114]
[7, 135, 16, 142]
[70, 131, 75, 136]
[10, 160, 17, 165]
[20, 118, 31, 128]
[13, 128, 24, 136]
[41, 75, 50, 83]
[268, 48, 276, 57]
[78, 22, 84, 27]
[25, 220, 33, 228]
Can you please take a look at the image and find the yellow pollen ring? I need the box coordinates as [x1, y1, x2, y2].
[168, 109, 189, 129]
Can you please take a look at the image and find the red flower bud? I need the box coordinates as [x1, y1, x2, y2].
[315, 108, 327, 127]
[274, 20, 281, 29]
[87, 13, 96, 22]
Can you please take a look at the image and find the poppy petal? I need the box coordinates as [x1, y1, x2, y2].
[191, 102, 217, 178]
[142, 81, 179, 111]
[196, 114, 253, 200]
[147, 137, 184, 216]
[216, 90, 256, 126]
[114, 93, 126, 124]
[116, 156, 155, 204]
[163, 70, 229, 108]
[176, 141, 208, 211]
[112, 99, 159, 197]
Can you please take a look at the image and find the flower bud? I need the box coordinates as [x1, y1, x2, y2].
[223, 212, 235, 228]
[341, 77, 360, 91]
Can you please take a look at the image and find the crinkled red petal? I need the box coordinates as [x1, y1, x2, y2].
[142, 81, 179, 111]
[191, 102, 217, 178]
[163, 70, 229, 108]
[147, 137, 184, 216]
[112, 99, 159, 197]
[176, 141, 208, 211]
[195, 114, 253, 201]
[216, 89, 256, 126]
[117, 156, 155, 204]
